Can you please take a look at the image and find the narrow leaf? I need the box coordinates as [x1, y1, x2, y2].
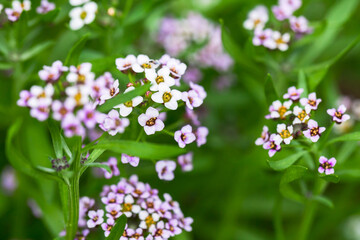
[64, 34, 90, 66]
[264, 73, 279, 106]
[280, 165, 309, 203]
[311, 195, 334, 208]
[268, 151, 306, 171]
[48, 119, 63, 159]
[84, 162, 111, 174]
[97, 83, 150, 113]
[327, 131, 360, 145]
[20, 41, 54, 61]
[320, 174, 340, 183]
[106, 215, 127, 240]
[80, 149, 106, 176]
[297, 70, 308, 96]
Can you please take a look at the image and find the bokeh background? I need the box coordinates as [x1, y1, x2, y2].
[1, 0, 360, 239]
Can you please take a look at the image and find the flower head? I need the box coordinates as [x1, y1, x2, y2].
[327, 104, 351, 124]
[255, 126, 269, 145]
[283, 86, 303, 101]
[87, 209, 104, 228]
[174, 125, 196, 148]
[243, 5, 269, 30]
[151, 83, 182, 110]
[147, 67, 175, 92]
[271, 31, 291, 51]
[263, 134, 282, 157]
[116, 55, 137, 73]
[318, 156, 336, 175]
[103, 157, 120, 179]
[121, 154, 140, 167]
[37, 0, 55, 14]
[177, 152, 193, 172]
[293, 105, 311, 124]
[156, 161, 176, 181]
[100, 110, 130, 136]
[266, 100, 293, 119]
[195, 126, 208, 147]
[138, 107, 165, 135]
[300, 92, 321, 110]
[69, 2, 98, 30]
[290, 16, 312, 34]
[275, 124, 293, 144]
[303, 120, 325, 142]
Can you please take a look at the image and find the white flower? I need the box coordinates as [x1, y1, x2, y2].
[147, 67, 175, 92]
[131, 54, 159, 75]
[151, 83, 182, 110]
[121, 195, 141, 218]
[138, 107, 165, 135]
[243, 5, 268, 30]
[293, 105, 311, 124]
[266, 100, 293, 119]
[100, 79, 119, 103]
[139, 211, 160, 229]
[67, 63, 95, 85]
[275, 124, 293, 145]
[65, 85, 90, 106]
[115, 87, 143, 117]
[69, 0, 90, 6]
[69, 2, 98, 31]
[116, 55, 137, 72]
[13, 0, 31, 11]
[27, 84, 54, 108]
[272, 31, 290, 51]
[166, 58, 187, 80]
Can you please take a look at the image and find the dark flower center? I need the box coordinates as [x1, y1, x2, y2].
[310, 127, 319, 136]
[146, 117, 157, 126]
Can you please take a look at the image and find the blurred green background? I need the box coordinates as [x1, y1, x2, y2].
[1, 0, 360, 239]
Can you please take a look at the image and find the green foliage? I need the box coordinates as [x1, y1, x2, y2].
[280, 165, 309, 203]
[268, 151, 307, 171]
[106, 215, 127, 240]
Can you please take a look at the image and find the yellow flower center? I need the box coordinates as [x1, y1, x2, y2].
[156, 76, 164, 84]
[297, 110, 307, 121]
[310, 127, 319, 136]
[280, 130, 291, 139]
[145, 215, 155, 228]
[80, 11, 87, 20]
[146, 117, 157, 126]
[122, 203, 132, 212]
[163, 92, 172, 103]
[124, 101, 133, 107]
[278, 106, 287, 119]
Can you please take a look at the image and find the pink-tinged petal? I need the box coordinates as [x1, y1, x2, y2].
[277, 124, 286, 133]
[303, 130, 311, 138]
[144, 126, 155, 135]
[310, 135, 320, 143]
[328, 158, 337, 167]
[342, 114, 350, 122]
[319, 127, 326, 134]
[181, 124, 192, 133]
[255, 138, 265, 145]
[319, 156, 327, 164]
[300, 98, 308, 106]
[154, 120, 164, 131]
[307, 119, 318, 129]
[327, 109, 336, 116]
[268, 149, 276, 157]
[325, 168, 334, 175]
[318, 166, 325, 174]
[284, 137, 292, 145]
[146, 107, 159, 118]
[138, 114, 148, 126]
[108, 109, 119, 119]
[338, 104, 347, 113]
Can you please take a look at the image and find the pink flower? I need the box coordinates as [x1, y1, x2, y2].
[300, 92, 322, 110]
[303, 120, 326, 142]
[327, 104, 351, 124]
[37, 0, 55, 14]
[156, 160, 176, 181]
[290, 16, 312, 34]
[101, 218, 115, 237]
[318, 156, 336, 175]
[182, 90, 203, 109]
[87, 209, 104, 228]
[77, 103, 101, 129]
[17, 90, 32, 107]
[103, 157, 120, 179]
[263, 134, 282, 157]
[38, 60, 67, 83]
[100, 110, 130, 136]
[255, 126, 269, 145]
[283, 86, 303, 101]
[195, 126, 208, 147]
[30, 99, 50, 121]
[178, 152, 193, 172]
[253, 28, 273, 47]
[116, 54, 137, 73]
[272, 4, 294, 21]
[52, 99, 75, 121]
[61, 114, 85, 138]
[138, 107, 165, 135]
[174, 125, 196, 148]
[121, 154, 140, 167]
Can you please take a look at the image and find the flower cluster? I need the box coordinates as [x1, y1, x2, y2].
[69, 0, 98, 30]
[158, 12, 233, 72]
[77, 175, 193, 239]
[5, 0, 31, 22]
[244, 1, 312, 51]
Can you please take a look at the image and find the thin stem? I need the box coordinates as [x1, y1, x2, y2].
[162, 129, 174, 137]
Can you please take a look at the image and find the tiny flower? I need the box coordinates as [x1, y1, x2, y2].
[70, 0, 90, 6]
[263, 134, 282, 157]
[69, 2, 98, 31]
[151, 83, 182, 110]
[272, 4, 293, 21]
[283, 86, 303, 101]
[182, 90, 203, 109]
[30, 99, 51, 121]
[255, 126, 269, 145]
[156, 160, 176, 181]
[61, 114, 86, 138]
[17, 90, 32, 107]
[116, 54, 137, 73]
[189, 82, 207, 100]
[103, 157, 120, 179]
[101, 110, 130, 136]
[147, 67, 175, 91]
[178, 217, 193, 232]
[327, 104, 351, 124]
[100, 79, 119, 103]
[166, 219, 182, 236]
[166, 58, 187, 80]
[279, 0, 302, 11]
[253, 28, 273, 47]
[150, 221, 171, 239]
[105, 203, 122, 219]
[77, 103, 101, 129]
[101, 218, 115, 237]
[115, 86, 143, 117]
[318, 156, 336, 175]
[293, 105, 311, 124]
[300, 92, 322, 110]
[271, 31, 291, 51]
[52, 99, 75, 121]
[65, 85, 90, 106]
[27, 84, 54, 108]
[290, 16, 313, 34]
[185, 108, 200, 126]
[266, 100, 293, 119]
[131, 228, 145, 240]
[131, 54, 159, 75]
[177, 152, 193, 172]
[243, 5, 269, 30]
[195, 126, 208, 147]
[39, 60, 68, 83]
[121, 195, 141, 217]
[37, 0, 55, 14]
[5, 6, 22, 22]
[121, 154, 140, 167]
[139, 210, 160, 229]
[138, 107, 165, 135]
[275, 124, 293, 145]
[87, 209, 104, 228]
[14, 0, 31, 11]
[303, 120, 326, 142]
[67, 63, 95, 85]
[174, 125, 196, 148]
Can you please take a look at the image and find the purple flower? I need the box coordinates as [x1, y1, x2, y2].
[156, 160, 176, 181]
[327, 104, 351, 124]
[30, 99, 51, 121]
[178, 217, 193, 232]
[101, 192, 123, 205]
[138, 107, 165, 135]
[52, 99, 75, 121]
[174, 125, 196, 148]
[38, 60, 67, 83]
[272, 4, 294, 21]
[77, 103, 100, 129]
[37, 0, 55, 14]
[300, 92, 321, 110]
[253, 28, 273, 47]
[183, 67, 202, 83]
[318, 156, 336, 175]
[177, 152, 193, 172]
[283, 86, 303, 101]
[1, 166, 18, 195]
[303, 120, 326, 142]
[101, 110, 130, 136]
[150, 221, 171, 239]
[182, 90, 203, 109]
[103, 157, 120, 179]
[100, 80, 119, 103]
[87, 209, 104, 228]
[189, 82, 207, 100]
[185, 108, 200, 126]
[116, 54, 137, 73]
[255, 126, 269, 146]
[121, 154, 140, 167]
[101, 218, 115, 237]
[17, 90, 32, 107]
[61, 114, 85, 138]
[290, 16, 312, 34]
[195, 126, 208, 147]
[263, 134, 282, 157]
[105, 203, 122, 219]
[166, 219, 182, 236]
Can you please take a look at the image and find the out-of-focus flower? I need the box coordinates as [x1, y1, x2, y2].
[283, 86, 303, 101]
[62, 114, 86, 138]
[318, 156, 336, 175]
[156, 161, 176, 181]
[271, 31, 291, 51]
[195, 126, 208, 147]
[121, 154, 140, 167]
[178, 152, 193, 172]
[69, 2, 98, 30]
[255, 126, 269, 146]
[87, 209, 104, 228]
[37, 0, 55, 14]
[253, 28, 273, 47]
[39, 60, 68, 83]
[272, 4, 293, 21]
[100, 110, 130, 136]
[290, 16, 313, 34]
[103, 157, 120, 179]
[243, 5, 269, 30]
[303, 120, 325, 142]
[1, 166, 18, 195]
[327, 105, 351, 124]
[70, 0, 90, 6]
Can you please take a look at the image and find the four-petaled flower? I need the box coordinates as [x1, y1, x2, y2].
[283, 86, 303, 101]
[151, 83, 182, 110]
[174, 125, 196, 148]
[255, 126, 269, 146]
[266, 100, 293, 120]
[263, 134, 282, 157]
[69, 1, 98, 31]
[243, 5, 269, 30]
[156, 160, 176, 181]
[318, 156, 336, 175]
[300, 93, 322, 110]
[87, 209, 104, 228]
[327, 104, 351, 124]
[177, 152, 193, 172]
[275, 124, 293, 145]
[293, 105, 311, 124]
[303, 120, 326, 142]
[121, 154, 140, 167]
[138, 107, 165, 135]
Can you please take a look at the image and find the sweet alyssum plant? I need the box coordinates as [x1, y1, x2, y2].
[11, 33, 208, 239]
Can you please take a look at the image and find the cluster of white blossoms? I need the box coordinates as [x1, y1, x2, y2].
[244, 0, 312, 51]
[255, 86, 350, 158]
[69, 0, 98, 30]
[3, 0, 56, 22]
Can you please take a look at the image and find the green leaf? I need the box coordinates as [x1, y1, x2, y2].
[84, 162, 111, 174]
[337, 169, 360, 179]
[0, 62, 12, 70]
[268, 151, 306, 171]
[48, 119, 63, 159]
[327, 131, 360, 145]
[297, 70, 308, 96]
[264, 73, 279, 106]
[97, 83, 150, 113]
[106, 214, 127, 240]
[64, 34, 90, 66]
[320, 174, 340, 183]
[20, 41, 54, 61]
[84, 140, 186, 160]
[41, 8, 60, 22]
[280, 165, 309, 203]
[80, 148, 106, 176]
[311, 195, 334, 208]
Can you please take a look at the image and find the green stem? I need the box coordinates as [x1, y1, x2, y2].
[162, 129, 174, 137]
[318, 122, 334, 150]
